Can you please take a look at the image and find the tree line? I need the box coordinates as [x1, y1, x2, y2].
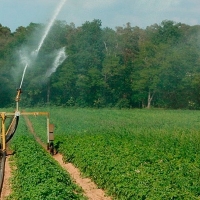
[0, 19, 200, 109]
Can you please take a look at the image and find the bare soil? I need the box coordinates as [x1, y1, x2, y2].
[54, 153, 112, 200]
[1, 156, 12, 200]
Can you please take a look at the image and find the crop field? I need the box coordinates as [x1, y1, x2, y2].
[8, 108, 200, 199]
[6, 115, 85, 200]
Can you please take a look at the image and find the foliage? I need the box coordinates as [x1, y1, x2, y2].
[8, 117, 85, 200]
[1, 21, 200, 109]
[28, 107, 200, 200]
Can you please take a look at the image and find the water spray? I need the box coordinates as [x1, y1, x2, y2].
[46, 47, 67, 78]
[35, 0, 67, 55]
[19, 63, 28, 89]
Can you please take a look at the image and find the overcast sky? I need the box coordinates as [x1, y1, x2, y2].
[0, 0, 200, 32]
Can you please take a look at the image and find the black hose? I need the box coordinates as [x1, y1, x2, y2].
[0, 151, 6, 196]
[6, 116, 19, 143]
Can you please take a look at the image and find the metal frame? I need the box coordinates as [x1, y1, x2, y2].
[0, 89, 53, 154]
[0, 111, 50, 153]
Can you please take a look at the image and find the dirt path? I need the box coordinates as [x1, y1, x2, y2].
[24, 116, 112, 200]
[54, 153, 111, 200]
[1, 156, 12, 200]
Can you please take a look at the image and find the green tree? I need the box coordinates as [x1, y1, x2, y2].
[64, 19, 105, 106]
[102, 23, 141, 107]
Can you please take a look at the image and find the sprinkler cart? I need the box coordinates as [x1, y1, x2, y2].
[0, 88, 55, 155]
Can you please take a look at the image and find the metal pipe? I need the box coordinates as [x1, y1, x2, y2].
[15, 89, 22, 111]
[1, 113, 6, 151]
[0, 151, 6, 196]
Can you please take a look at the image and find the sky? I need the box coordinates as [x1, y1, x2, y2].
[0, 0, 200, 32]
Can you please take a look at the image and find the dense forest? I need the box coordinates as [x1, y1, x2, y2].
[1, 19, 200, 109]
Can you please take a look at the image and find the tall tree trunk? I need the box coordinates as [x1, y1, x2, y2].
[147, 90, 154, 109]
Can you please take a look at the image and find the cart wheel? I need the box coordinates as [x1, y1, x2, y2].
[49, 142, 54, 155]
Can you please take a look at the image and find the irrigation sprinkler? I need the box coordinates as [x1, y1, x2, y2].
[0, 88, 55, 155]
[0, 0, 67, 155]
[0, 0, 67, 194]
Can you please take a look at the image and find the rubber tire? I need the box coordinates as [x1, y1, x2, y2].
[49, 142, 54, 155]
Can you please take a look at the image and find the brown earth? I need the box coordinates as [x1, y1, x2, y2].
[54, 153, 112, 200]
[1, 156, 12, 200]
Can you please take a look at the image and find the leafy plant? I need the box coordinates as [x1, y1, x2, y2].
[18, 108, 200, 199]
[8, 117, 85, 200]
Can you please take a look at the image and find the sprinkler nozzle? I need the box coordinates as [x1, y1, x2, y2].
[15, 88, 22, 102]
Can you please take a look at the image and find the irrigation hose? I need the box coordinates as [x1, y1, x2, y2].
[6, 116, 19, 143]
[0, 151, 6, 196]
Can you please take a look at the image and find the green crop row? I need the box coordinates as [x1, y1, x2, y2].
[7, 117, 85, 200]
[59, 132, 200, 199]
[23, 108, 200, 199]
